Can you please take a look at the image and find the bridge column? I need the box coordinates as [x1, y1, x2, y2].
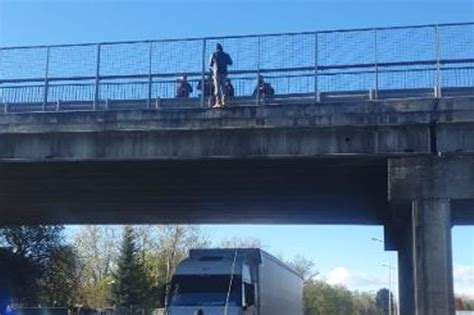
[396, 198, 454, 315]
[411, 198, 454, 315]
[389, 156, 474, 315]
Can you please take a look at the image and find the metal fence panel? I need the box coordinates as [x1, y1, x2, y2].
[100, 42, 150, 77]
[0, 22, 473, 112]
[49, 44, 97, 78]
[0, 47, 48, 80]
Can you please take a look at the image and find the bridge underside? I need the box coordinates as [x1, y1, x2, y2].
[0, 156, 472, 226]
[0, 157, 389, 225]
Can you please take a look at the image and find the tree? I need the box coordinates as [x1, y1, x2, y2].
[157, 225, 209, 282]
[288, 256, 318, 282]
[0, 225, 64, 269]
[303, 279, 356, 315]
[74, 226, 119, 308]
[455, 297, 465, 310]
[352, 291, 381, 315]
[0, 225, 64, 305]
[74, 226, 118, 284]
[112, 226, 149, 308]
[455, 296, 474, 310]
[37, 246, 81, 307]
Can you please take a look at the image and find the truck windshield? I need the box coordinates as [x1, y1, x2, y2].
[168, 275, 242, 307]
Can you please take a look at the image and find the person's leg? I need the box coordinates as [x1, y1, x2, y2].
[220, 74, 227, 105]
[212, 73, 221, 107]
[215, 73, 224, 106]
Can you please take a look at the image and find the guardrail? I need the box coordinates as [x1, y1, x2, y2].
[0, 22, 473, 113]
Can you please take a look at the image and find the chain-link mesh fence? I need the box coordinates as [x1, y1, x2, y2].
[0, 23, 473, 112]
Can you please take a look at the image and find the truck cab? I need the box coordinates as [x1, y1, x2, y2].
[162, 248, 302, 315]
[165, 250, 256, 315]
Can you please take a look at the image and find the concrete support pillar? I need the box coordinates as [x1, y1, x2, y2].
[389, 157, 474, 315]
[412, 198, 454, 315]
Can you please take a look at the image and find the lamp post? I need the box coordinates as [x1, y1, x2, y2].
[371, 237, 397, 315]
[382, 263, 395, 315]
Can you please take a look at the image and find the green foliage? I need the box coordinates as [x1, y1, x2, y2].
[78, 276, 115, 308]
[1, 225, 401, 315]
[0, 225, 64, 269]
[73, 226, 118, 307]
[303, 279, 386, 315]
[112, 226, 150, 307]
[37, 246, 81, 307]
[303, 280, 356, 315]
[352, 291, 382, 315]
[456, 296, 474, 310]
[0, 225, 65, 305]
[72, 225, 208, 309]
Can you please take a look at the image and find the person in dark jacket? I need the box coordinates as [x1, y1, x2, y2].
[209, 43, 233, 108]
[196, 73, 214, 97]
[253, 75, 275, 99]
[224, 78, 235, 101]
[197, 73, 215, 106]
[175, 74, 193, 98]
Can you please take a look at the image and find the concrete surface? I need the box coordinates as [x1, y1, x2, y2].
[0, 96, 473, 315]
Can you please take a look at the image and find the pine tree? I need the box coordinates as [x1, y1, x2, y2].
[112, 226, 149, 308]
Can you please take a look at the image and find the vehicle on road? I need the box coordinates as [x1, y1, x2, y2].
[161, 248, 303, 315]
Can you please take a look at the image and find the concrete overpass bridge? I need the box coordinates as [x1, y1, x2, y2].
[1, 22, 474, 315]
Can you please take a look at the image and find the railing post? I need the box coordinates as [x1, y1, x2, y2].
[94, 43, 102, 110]
[256, 36, 261, 105]
[0, 48, 3, 112]
[314, 32, 320, 102]
[148, 41, 153, 108]
[201, 38, 207, 108]
[373, 28, 379, 100]
[434, 25, 442, 98]
[43, 46, 50, 111]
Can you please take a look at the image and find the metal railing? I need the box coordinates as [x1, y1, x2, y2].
[0, 22, 473, 113]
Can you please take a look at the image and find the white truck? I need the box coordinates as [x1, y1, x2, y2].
[161, 248, 303, 315]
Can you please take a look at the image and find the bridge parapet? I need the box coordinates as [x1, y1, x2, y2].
[0, 22, 473, 113]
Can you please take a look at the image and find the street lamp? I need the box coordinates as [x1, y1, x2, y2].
[382, 263, 395, 315]
[371, 237, 397, 315]
[371, 237, 384, 243]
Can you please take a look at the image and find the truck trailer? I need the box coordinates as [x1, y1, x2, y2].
[163, 248, 303, 315]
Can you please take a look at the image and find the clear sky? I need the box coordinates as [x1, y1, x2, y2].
[2, 0, 473, 299]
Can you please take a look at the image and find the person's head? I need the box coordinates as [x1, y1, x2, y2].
[258, 75, 265, 84]
[180, 74, 188, 81]
[226, 78, 232, 84]
[194, 310, 204, 315]
[216, 43, 223, 52]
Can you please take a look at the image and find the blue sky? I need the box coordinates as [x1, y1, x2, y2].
[2, 0, 473, 298]
[1, 0, 474, 47]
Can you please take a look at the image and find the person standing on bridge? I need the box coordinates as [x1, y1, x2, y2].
[209, 43, 233, 108]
